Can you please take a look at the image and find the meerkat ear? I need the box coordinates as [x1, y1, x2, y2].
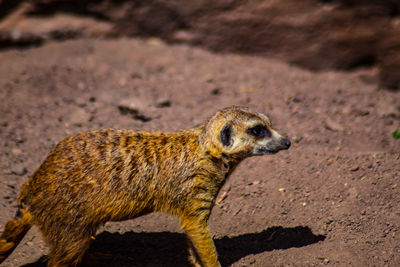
[220, 124, 232, 146]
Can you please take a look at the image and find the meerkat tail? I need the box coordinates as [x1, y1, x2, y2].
[0, 204, 33, 263]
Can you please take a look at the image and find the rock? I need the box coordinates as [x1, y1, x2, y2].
[172, 30, 198, 43]
[69, 107, 91, 126]
[348, 187, 359, 200]
[350, 165, 360, 172]
[11, 163, 27, 176]
[77, 81, 86, 90]
[376, 102, 399, 118]
[74, 96, 87, 107]
[324, 118, 344, 132]
[118, 77, 127, 87]
[155, 98, 171, 108]
[11, 148, 22, 155]
[211, 88, 222, 95]
[118, 104, 152, 122]
[1, 13, 112, 42]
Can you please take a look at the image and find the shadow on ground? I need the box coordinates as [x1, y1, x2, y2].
[22, 226, 325, 267]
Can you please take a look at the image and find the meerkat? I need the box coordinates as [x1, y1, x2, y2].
[0, 106, 290, 267]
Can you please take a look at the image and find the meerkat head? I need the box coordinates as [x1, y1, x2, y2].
[200, 106, 291, 157]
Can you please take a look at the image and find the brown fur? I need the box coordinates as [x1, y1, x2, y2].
[0, 106, 290, 267]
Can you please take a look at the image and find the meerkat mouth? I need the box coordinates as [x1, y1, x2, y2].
[254, 147, 280, 155]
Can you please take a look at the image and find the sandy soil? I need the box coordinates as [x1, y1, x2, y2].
[0, 38, 399, 266]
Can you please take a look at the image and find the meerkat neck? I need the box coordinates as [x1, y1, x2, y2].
[197, 148, 241, 189]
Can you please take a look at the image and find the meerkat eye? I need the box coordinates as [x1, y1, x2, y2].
[247, 124, 271, 138]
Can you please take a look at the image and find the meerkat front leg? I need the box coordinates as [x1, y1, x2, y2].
[186, 237, 202, 267]
[181, 216, 221, 267]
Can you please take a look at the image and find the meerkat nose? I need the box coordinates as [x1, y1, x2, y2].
[281, 138, 291, 149]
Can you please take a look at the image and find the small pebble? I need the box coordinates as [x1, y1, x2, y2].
[324, 118, 344, 132]
[216, 191, 228, 204]
[11, 163, 27, 176]
[11, 148, 22, 155]
[155, 98, 171, 108]
[69, 107, 91, 126]
[119, 78, 127, 86]
[351, 166, 360, 172]
[211, 88, 222, 95]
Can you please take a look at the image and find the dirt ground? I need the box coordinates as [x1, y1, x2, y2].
[0, 37, 399, 266]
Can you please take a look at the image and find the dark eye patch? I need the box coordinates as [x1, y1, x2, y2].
[247, 124, 271, 138]
[220, 124, 232, 146]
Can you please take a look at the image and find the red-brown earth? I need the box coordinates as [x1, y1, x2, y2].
[0, 37, 399, 266]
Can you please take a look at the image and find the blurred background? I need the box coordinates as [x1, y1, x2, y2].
[1, 0, 400, 90]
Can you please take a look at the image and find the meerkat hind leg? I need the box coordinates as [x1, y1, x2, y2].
[46, 229, 93, 267]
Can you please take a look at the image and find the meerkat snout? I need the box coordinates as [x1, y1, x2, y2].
[250, 128, 290, 155]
